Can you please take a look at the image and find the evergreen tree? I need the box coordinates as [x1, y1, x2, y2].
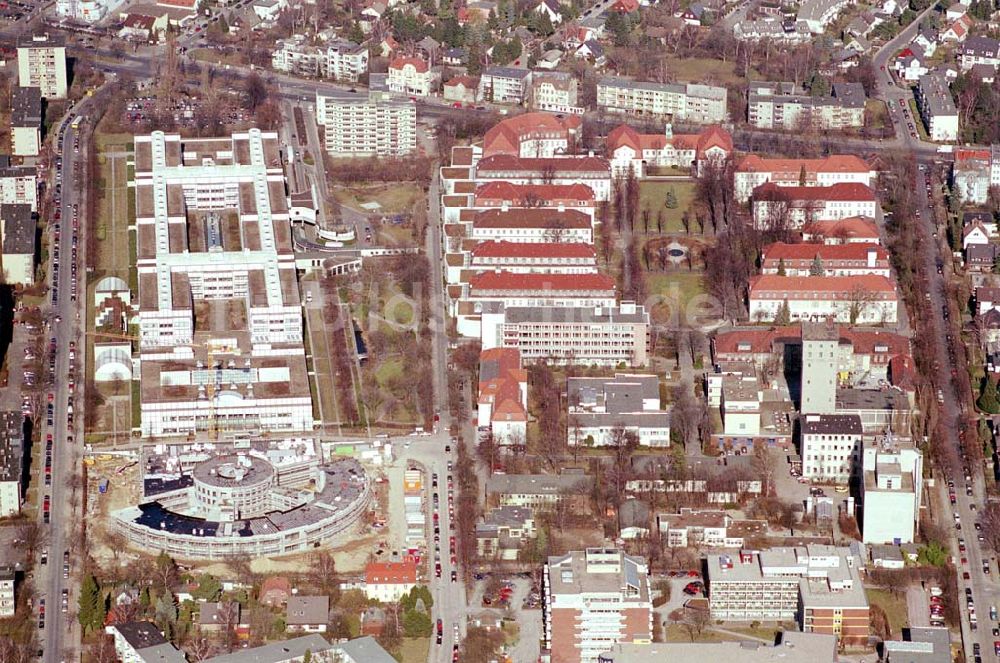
[78, 575, 104, 634]
[303, 651, 312, 663]
[774, 300, 791, 325]
[665, 187, 678, 209]
[978, 377, 1000, 414]
[810, 255, 825, 276]
[799, 164, 808, 186]
[347, 22, 365, 44]
[533, 10, 554, 36]
[777, 258, 787, 276]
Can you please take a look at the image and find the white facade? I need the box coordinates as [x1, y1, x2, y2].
[861, 440, 922, 544]
[0, 171, 38, 212]
[748, 276, 898, 325]
[387, 59, 433, 96]
[916, 74, 959, 142]
[315, 92, 416, 157]
[734, 155, 877, 202]
[0, 481, 18, 519]
[0, 569, 13, 618]
[479, 67, 532, 104]
[11, 126, 39, 157]
[596, 77, 728, 123]
[56, 0, 119, 23]
[17, 34, 67, 99]
[800, 414, 863, 482]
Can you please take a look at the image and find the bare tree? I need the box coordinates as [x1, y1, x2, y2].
[680, 608, 711, 642]
[980, 503, 1000, 555]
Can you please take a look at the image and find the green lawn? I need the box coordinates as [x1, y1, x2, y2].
[637, 181, 696, 234]
[866, 588, 909, 637]
[648, 272, 705, 306]
[333, 183, 425, 214]
[663, 57, 757, 86]
[399, 637, 430, 663]
[375, 357, 404, 386]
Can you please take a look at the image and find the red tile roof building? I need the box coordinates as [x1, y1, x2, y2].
[364, 561, 418, 602]
[752, 182, 879, 229]
[483, 112, 583, 158]
[801, 217, 881, 245]
[760, 242, 891, 277]
[474, 154, 612, 201]
[748, 274, 898, 324]
[734, 154, 876, 202]
[474, 182, 595, 211]
[470, 241, 598, 272]
[713, 324, 911, 375]
[465, 208, 594, 244]
[478, 348, 528, 445]
[606, 124, 733, 177]
[462, 271, 617, 311]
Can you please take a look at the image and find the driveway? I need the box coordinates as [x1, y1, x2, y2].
[906, 584, 929, 628]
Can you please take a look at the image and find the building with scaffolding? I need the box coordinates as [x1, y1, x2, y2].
[132, 130, 313, 438]
[112, 440, 371, 559]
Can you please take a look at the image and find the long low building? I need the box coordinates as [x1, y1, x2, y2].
[748, 274, 898, 325]
[596, 76, 729, 124]
[473, 154, 612, 201]
[760, 242, 891, 277]
[751, 182, 879, 229]
[597, 633, 838, 663]
[734, 154, 876, 202]
[463, 208, 594, 244]
[480, 302, 651, 366]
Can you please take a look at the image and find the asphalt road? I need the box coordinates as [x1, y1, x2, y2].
[38, 94, 97, 663]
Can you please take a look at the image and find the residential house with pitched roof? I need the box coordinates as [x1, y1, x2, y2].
[364, 561, 418, 602]
[478, 348, 528, 445]
[387, 56, 435, 96]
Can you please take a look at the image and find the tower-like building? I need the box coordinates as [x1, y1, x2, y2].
[800, 320, 838, 414]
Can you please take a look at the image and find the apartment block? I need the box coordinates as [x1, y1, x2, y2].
[481, 302, 651, 367]
[861, 436, 923, 544]
[760, 242, 890, 277]
[0, 566, 13, 618]
[0, 164, 38, 211]
[106, 622, 187, 663]
[566, 374, 670, 447]
[721, 374, 762, 437]
[479, 66, 533, 104]
[272, 36, 369, 81]
[544, 548, 652, 663]
[748, 81, 866, 130]
[748, 274, 898, 325]
[529, 71, 582, 114]
[10, 86, 41, 157]
[16, 34, 67, 99]
[1, 203, 36, 286]
[751, 182, 879, 228]
[597, 77, 728, 124]
[734, 154, 876, 202]
[0, 411, 23, 519]
[364, 561, 417, 603]
[708, 546, 869, 644]
[916, 73, 958, 142]
[315, 91, 416, 157]
[800, 413, 863, 482]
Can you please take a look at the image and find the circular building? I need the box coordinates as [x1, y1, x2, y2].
[192, 455, 275, 519]
[112, 457, 371, 560]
